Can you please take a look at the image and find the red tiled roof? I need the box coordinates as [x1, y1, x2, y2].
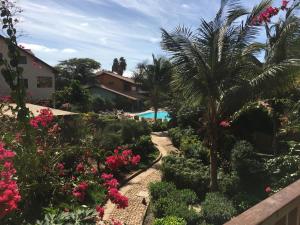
[95, 71, 136, 84]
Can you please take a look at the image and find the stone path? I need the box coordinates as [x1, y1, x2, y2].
[101, 132, 177, 225]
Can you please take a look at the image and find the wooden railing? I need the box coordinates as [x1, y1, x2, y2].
[224, 179, 300, 225]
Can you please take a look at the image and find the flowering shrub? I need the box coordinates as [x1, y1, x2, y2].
[252, 0, 289, 25]
[29, 108, 54, 128]
[0, 142, 21, 218]
[105, 147, 141, 170]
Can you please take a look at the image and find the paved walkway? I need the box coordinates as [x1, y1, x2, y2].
[101, 132, 177, 225]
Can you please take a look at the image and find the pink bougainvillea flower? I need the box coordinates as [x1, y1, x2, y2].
[72, 182, 89, 202]
[219, 120, 231, 128]
[96, 205, 105, 219]
[282, 0, 289, 10]
[101, 173, 114, 180]
[0, 142, 21, 218]
[29, 108, 54, 128]
[75, 162, 85, 173]
[265, 186, 272, 193]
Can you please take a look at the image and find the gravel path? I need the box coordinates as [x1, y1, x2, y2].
[101, 132, 177, 225]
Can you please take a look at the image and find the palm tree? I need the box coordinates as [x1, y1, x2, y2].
[112, 58, 119, 73]
[161, 0, 300, 191]
[118, 57, 127, 75]
[134, 55, 173, 120]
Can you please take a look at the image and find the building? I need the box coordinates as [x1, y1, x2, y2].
[0, 36, 55, 101]
[85, 70, 145, 111]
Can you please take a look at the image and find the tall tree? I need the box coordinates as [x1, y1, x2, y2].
[161, 0, 300, 190]
[118, 57, 127, 75]
[134, 55, 173, 120]
[112, 58, 119, 73]
[111, 57, 127, 75]
[55, 58, 101, 89]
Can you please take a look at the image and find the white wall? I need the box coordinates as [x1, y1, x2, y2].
[0, 38, 55, 100]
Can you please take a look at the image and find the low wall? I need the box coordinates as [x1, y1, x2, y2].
[225, 179, 300, 225]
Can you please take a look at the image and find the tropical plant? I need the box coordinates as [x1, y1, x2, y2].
[161, 0, 300, 190]
[111, 57, 127, 75]
[55, 58, 101, 89]
[134, 55, 173, 120]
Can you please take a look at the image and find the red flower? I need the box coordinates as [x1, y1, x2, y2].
[101, 173, 114, 180]
[131, 155, 141, 166]
[104, 179, 119, 189]
[76, 162, 85, 173]
[29, 108, 54, 128]
[0, 142, 21, 218]
[0, 96, 12, 103]
[96, 205, 105, 219]
[282, 0, 289, 10]
[72, 182, 89, 202]
[108, 188, 128, 209]
[265, 186, 272, 193]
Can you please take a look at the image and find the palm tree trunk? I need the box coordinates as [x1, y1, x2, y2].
[154, 107, 158, 121]
[208, 98, 219, 191]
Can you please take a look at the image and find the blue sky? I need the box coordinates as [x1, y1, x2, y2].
[15, 0, 285, 76]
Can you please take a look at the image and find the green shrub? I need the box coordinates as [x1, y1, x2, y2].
[154, 216, 187, 225]
[153, 198, 200, 225]
[218, 172, 240, 197]
[180, 135, 209, 163]
[232, 192, 261, 213]
[168, 127, 194, 148]
[151, 120, 169, 132]
[162, 156, 209, 197]
[201, 193, 237, 225]
[266, 153, 300, 190]
[231, 140, 265, 190]
[149, 182, 177, 202]
[34, 207, 97, 225]
[149, 182, 197, 205]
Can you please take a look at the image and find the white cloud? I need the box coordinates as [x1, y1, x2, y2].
[80, 22, 89, 27]
[19, 43, 58, 53]
[62, 48, 77, 53]
[181, 4, 190, 9]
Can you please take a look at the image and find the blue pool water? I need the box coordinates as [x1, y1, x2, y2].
[138, 111, 171, 121]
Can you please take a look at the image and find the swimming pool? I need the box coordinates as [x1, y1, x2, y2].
[138, 111, 171, 121]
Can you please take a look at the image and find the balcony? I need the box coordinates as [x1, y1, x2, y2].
[225, 179, 300, 225]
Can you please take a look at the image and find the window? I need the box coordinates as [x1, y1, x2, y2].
[37, 76, 53, 88]
[19, 56, 27, 64]
[21, 79, 28, 89]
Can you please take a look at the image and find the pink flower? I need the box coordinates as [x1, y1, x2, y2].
[265, 186, 272, 193]
[219, 120, 231, 128]
[0, 142, 21, 218]
[76, 163, 85, 173]
[131, 155, 141, 166]
[108, 188, 128, 209]
[96, 205, 105, 219]
[29, 109, 54, 128]
[282, 0, 289, 10]
[0, 96, 12, 103]
[104, 179, 119, 189]
[72, 182, 89, 202]
[101, 173, 114, 180]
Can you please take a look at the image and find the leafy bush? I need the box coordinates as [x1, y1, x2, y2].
[232, 192, 261, 213]
[34, 207, 97, 225]
[154, 216, 187, 225]
[266, 153, 300, 190]
[149, 182, 197, 205]
[162, 156, 209, 196]
[218, 172, 240, 197]
[201, 193, 237, 225]
[150, 182, 200, 225]
[149, 182, 177, 202]
[151, 120, 169, 132]
[168, 127, 194, 148]
[162, 156, 209, 197]
[231, 141, 265, 190]
[180, 135, 209, 163]
[153, 198, 200, 225]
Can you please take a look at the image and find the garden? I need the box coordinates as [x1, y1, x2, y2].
[1, 0, 300, 225]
